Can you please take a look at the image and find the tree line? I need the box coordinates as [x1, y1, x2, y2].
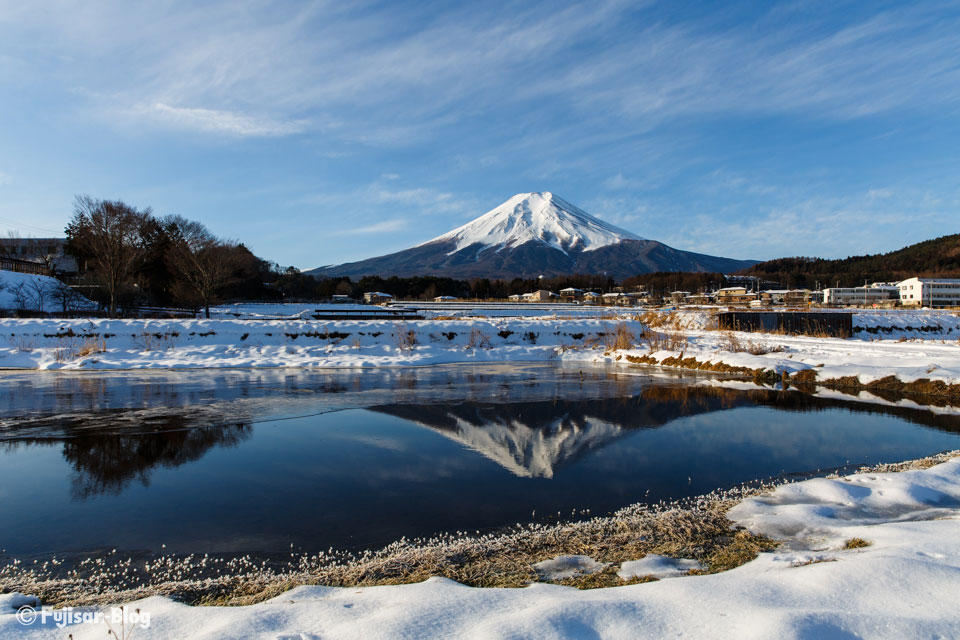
[739, 233, 960, 289]
[269, 271, 617, 301]
[65, 196, 273, 317]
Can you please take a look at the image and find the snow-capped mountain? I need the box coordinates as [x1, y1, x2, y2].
[423, 191, 643, 255]
[307, 192, 755, 279]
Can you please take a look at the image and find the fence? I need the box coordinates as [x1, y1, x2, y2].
[717, 312, 852, 337]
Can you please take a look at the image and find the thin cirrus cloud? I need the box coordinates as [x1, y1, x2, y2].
[2, 1, 960, 265]
[12, 1, 959, 140]
[331, 219, 409, 236]
[143, 103, 307, 137]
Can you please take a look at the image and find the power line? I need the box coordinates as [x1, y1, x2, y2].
[0, 215, 64, 236]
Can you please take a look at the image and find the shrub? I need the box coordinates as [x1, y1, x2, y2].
[466, 328, 492, 349]
[394, 324, 418, 351]
[602, 322, 636, 351]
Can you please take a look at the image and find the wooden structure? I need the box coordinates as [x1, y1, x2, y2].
[717, 311, 852, 337]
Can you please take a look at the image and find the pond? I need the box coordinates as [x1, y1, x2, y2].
[1, 364, 959, 557]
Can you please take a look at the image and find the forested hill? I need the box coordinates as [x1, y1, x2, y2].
[740, 233, 960, 288]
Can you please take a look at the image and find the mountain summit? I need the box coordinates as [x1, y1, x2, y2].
[423, 192, 643, 255]
[307, 192, 755, 280]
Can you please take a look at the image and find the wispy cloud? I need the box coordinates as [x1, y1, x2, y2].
[331, 219, 408, 235]
[6, 2, 959, 142]
[144, 103, 306, 137]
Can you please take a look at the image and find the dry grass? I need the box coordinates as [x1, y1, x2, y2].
[552, 565, 657, 589]
[393, 324, 419, 351]
[639, 311, 683, 330]
[131, 332, 178, 352]
[821, 374, 960, 400]
[720, 331, 785, 355]
[640, 329, 689, 353]
[602, 322, 637, 351]
[466, 328, 492, 350]
[843, 537, 871, 549]
[53, 336, 107, 363]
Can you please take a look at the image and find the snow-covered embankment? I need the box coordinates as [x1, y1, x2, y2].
[0, 317, 641, 369]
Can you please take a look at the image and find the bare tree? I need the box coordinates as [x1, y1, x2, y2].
[9, 281, 30, 311]
[165, 216, 240, 318]
[66, 195, 151, 316]
[49, 280, 82, 313]
[28, 278, 49, 312]
[0, 231, 18, 261]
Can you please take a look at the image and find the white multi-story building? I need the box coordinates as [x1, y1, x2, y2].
[898, 278, 960, 307]
[822, 283, 899, 306]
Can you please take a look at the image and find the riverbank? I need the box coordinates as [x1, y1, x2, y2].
[3, 450, 959, 638]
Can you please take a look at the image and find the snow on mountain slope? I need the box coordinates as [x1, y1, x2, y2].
[421, 192, 644, 255]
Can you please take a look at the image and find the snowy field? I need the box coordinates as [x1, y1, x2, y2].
[0, 316, 641, 369]
[3, 454, 958, 639]
[2, 298, 958, 393]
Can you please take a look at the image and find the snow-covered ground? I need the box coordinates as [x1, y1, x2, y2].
[587, 327, 960, 386]
[4, 455, 958, 639]
[1, 307, 958, 393]
[0, 270, 95, 313]
[0, 316, 641, 369]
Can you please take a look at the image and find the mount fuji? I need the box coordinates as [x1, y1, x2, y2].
[306, 192, 756, 279]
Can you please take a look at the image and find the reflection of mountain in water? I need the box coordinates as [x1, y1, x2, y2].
[375, 402, 627, 478]
[374, 386, 960, 478]
[371, 394, 721, 478]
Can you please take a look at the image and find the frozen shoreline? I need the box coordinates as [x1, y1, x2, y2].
[3, 452, 959, 639]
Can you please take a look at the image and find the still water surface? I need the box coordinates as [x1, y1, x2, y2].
[1, 365, 958, 556]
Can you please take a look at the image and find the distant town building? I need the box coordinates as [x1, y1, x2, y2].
[433, 295, 459, 302]
[784, 289, 813, 305]
[0, 237, 78, 275]
[822, 284, 899, 306]
[523, 289, 556, 302]
[761, 290, 790, 305]
[898, 278, 960, 308]
[685, 292, 713, 305]
[363, 291, 394, 304]
[715, 286, 755, 305]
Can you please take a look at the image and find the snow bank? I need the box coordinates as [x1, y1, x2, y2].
[617, 555, 702, 579]
[4, 458, 959, 639]
[854, 309, 960, 338]
[728, 457, 960, 549]
[0, 316, 641, 370]
[533, 555, 606, 580]
[0, 270, 94, 312]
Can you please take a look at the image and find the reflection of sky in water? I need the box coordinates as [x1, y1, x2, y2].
[0, 365, 959, 556]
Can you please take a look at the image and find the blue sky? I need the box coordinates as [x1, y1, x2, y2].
[1, 0, 958, 269]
